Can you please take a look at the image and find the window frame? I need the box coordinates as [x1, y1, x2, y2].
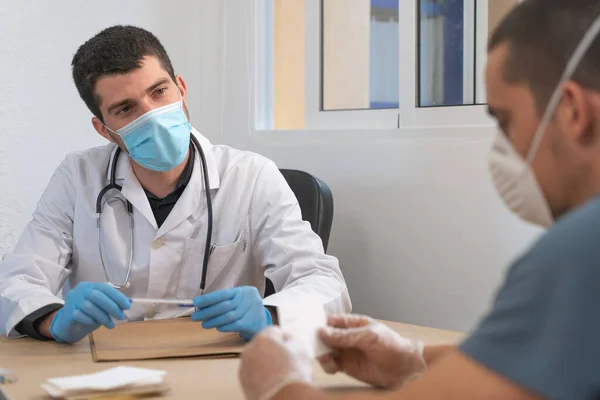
[256, 0, 496, 133]
[475, 0, 489, 104]
[304, 0, 400, 130]
[255, 0, 275, 130]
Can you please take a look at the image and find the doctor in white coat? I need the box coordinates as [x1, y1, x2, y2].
[0, 25, 351, 344]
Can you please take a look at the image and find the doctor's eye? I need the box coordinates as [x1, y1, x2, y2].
[153, 87, 167, 97]
[117, 105, 133, 116]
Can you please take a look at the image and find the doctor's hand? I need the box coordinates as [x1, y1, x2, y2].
[50, 282, 130, 344]
[192, 286, 272, 341]
[240, 327, 314, 400]
[318, 314, 427, 389]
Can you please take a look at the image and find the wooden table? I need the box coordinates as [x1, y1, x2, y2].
[0, 321, 464, 399]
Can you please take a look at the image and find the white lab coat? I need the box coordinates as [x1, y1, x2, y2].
[0, 129, 351, 337]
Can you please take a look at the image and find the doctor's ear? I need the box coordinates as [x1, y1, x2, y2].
[176, 76, 188, 102]
[92, 116, 115, 143]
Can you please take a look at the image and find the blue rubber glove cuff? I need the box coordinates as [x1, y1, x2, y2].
[264, 307, 273, 326]
[49, 282, 130, 344]
[49, 309, 67, 344]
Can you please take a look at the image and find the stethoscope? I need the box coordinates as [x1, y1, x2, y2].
[96, 134, 213, 292]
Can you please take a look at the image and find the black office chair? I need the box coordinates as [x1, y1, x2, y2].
[264, 169, 334, 298]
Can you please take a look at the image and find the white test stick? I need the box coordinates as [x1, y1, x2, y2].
[128, 298, 194, 307]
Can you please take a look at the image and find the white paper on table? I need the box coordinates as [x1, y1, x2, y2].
[42, 366, 166, 396]
[277, 300, 331, 358]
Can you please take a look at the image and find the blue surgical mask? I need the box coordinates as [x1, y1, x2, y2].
[106, 99, 192, 172]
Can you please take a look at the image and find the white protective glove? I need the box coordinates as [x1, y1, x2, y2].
[318, 314, 427, 389]
[239, 327, 314, 400]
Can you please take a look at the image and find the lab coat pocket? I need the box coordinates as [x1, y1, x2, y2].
[177, 231, 246, 298]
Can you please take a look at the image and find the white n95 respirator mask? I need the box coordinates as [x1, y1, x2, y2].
[488, 132, 553, 227]
[488, 13, 600, 228]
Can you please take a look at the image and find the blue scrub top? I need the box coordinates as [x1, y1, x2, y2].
[461, 196, 600, 400]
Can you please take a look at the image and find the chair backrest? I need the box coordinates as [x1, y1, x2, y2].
[264, 169, 334, 298]
[279, 169, 334, 252]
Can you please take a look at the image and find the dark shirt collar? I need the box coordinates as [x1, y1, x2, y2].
[145, 143, 195, 201]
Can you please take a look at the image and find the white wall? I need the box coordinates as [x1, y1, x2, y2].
[206, 2, 542, 332]
[0, 0, 217, 254]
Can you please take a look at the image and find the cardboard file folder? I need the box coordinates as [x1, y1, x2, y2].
[89, 318, 245, 362]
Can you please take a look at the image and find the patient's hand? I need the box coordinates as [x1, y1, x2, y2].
[318, 314, 427, 389]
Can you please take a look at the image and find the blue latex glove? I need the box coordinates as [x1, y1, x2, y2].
[191, 286, 273, 341]
[50, 282, 131, 344]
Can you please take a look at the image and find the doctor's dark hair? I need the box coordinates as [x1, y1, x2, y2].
[71, 25, 176, 122]
[489, 0, 600, 114]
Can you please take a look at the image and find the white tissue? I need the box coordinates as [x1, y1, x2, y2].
[277, 300, 331, 358]
[41, 366, 166, 398]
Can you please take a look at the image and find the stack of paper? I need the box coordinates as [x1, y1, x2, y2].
[41, 366, 168, 399]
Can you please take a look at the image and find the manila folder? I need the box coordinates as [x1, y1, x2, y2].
[89, 318, 245, 362]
